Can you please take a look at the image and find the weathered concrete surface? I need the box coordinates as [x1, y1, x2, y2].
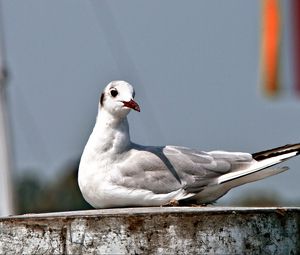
[0, 207, 299, 254]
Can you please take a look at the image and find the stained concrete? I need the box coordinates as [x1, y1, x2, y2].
[0, 207, 299, 254]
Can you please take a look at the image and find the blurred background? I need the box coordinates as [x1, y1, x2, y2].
[0, 0, 300, 216]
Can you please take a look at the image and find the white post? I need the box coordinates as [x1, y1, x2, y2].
[0, 68, 14, 216]
[0, 4, 14, 216]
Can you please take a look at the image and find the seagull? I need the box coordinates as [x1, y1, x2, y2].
[78, 80, 300, 208]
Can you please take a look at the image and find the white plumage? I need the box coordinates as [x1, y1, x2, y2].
[78, 81, 300, 208]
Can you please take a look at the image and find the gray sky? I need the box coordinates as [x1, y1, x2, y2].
[2, 0, 300, 204]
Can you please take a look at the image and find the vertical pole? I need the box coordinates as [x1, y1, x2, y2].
[0, 69, 14, 216]
[0, 2, 14, 216]
[292, 0, 300, 96]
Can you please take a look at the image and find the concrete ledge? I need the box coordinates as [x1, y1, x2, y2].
[0, 207, 299, 254]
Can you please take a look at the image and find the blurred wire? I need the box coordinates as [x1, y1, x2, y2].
[88, 0, 164, 143]
[13, 86, 51, 167]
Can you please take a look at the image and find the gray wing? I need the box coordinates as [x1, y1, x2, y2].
[163, 146, 253, 193]
[113, 144, 253, 196]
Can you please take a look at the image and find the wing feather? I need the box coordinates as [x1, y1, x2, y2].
[112, 144, 253, 198]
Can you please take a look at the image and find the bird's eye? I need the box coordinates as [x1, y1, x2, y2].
[110, 89, 118, 97]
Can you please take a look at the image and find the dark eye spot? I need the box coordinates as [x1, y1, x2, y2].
[110, 89, 118, 97]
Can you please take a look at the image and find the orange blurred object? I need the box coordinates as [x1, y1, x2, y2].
[261, 0, 281, 97]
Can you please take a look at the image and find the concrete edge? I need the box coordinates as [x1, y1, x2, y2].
[1, 206, 300, 220]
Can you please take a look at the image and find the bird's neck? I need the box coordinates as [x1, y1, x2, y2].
[89, 109, 131, 154]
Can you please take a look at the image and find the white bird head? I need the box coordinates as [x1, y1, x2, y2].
[99, 81, 140, 117]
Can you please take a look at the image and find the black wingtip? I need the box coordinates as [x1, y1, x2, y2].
[252, 143, 300, 161]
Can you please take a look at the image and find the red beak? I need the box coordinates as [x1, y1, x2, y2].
[122, 99, 140, 112]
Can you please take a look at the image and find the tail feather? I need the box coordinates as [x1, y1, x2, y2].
[217, 144, 300, 185]
[252, 143, 300, 161]
[217, 151, 297, 185]
[222, 166, 289, 190]
[194, 144, 300, 204]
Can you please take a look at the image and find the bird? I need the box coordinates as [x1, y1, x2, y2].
[78, 80, 300, 208]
